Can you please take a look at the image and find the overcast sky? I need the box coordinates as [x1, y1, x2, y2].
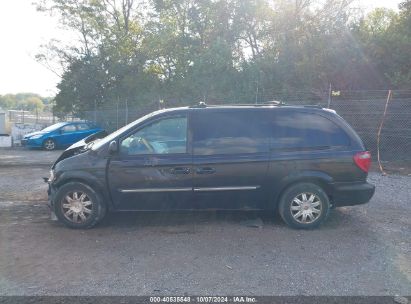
[0, 0, 404, 97]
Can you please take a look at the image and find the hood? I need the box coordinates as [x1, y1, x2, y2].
[24, 131, 45, 138]
[51, 130, 108, 169]
[52, 141, 88, 169]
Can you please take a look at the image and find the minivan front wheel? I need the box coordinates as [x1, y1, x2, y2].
[278, 182, 330, 229]
[54, 182, 106, 229]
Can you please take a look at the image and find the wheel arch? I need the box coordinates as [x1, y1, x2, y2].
[54, 174, 113, 210]
[271, 171, 334, 209]
[42, 137, 56, 148]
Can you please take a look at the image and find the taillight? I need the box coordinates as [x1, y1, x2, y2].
[353, 151, 371, 172]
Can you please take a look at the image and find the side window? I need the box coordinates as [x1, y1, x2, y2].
[77, 123, 90, 131]
[192, 111, 270, 155]
[61, 124, 77, 133]
[271, 112, 350, 150]
[120, 116, 187, 156]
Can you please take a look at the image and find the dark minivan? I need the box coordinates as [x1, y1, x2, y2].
[47, 104, 375, 229]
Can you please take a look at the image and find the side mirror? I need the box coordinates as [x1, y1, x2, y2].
[108, 140, 118, 154]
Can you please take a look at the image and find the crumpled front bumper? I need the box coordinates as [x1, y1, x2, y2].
[47, 182, 58, 221]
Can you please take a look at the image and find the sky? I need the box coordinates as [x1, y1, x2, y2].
[0, 0, 404, 97]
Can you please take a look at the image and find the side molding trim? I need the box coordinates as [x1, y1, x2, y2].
[119, 188, 192, 193]
[193, 186, 259, 192]
[119, 186, 260, 193]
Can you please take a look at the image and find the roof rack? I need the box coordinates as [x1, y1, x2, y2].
[301, 105, 323, 109]
[189, 101, 324, 109]
[189, 100, 286, 108]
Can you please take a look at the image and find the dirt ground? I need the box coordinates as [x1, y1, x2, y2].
[0, 148, 410, 296]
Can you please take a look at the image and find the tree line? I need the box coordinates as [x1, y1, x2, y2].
[36, 0, 411, 117]
[0, 93, 52, 112]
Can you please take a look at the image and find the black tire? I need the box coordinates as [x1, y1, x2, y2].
[278, 182, 330, 229]
[43, 138, 56, 151]
[53, 182, 107, 229]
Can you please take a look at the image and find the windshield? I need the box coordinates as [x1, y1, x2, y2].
[41, 122, 66, 132]
[91, 111, 157, 150]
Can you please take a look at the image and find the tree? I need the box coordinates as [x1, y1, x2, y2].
[0, 93, 48, 111]
[35, 0, 411, 115]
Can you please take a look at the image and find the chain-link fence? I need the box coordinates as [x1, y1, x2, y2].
[7, 110, 57, 125]
[83, 90, 411, 163]
[7, 110, 80, 125]
[327, 91, 411, 164]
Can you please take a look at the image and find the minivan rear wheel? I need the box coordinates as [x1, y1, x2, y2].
[278, 182, 330, 229]
[54, 182, 106, 229]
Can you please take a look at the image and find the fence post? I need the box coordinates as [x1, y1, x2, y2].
[255, 79, 259, 104]
[125, 99, 128, 124]
[327, 83, 332, 108]
[116, 97, 119, 130]
[94, 100, 97, 123]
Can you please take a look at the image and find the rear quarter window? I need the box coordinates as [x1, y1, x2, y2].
[271, 111, 350, 150]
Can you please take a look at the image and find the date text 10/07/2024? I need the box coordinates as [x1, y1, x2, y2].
[149, 296, 257, 303]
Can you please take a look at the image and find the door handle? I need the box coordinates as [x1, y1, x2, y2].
[170, 167, 191, 174]
[196, 167, 216, 174]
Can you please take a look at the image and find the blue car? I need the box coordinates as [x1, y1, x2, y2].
[22, 121, 104, 150]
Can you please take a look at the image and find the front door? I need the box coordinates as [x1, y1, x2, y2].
[191, 110, 271, 210]
[57, 124, 78, 146]
[108, 114, 193, 210]
[74, 123, 95, 141]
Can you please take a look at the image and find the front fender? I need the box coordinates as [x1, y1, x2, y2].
[271, 170, 334, 207]
[53, 170, 113, 210]
[46, 134, 61, 146]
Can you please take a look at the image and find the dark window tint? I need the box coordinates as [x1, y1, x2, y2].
[192, 111, 270, 155]
[77, 123, 90, 130]
[271, 112, 350, 150]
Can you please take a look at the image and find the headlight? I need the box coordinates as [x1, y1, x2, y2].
[49, 170, 55, 182]
[30, 134, 43, 139]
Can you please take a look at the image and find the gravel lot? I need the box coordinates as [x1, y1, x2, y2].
[0, 148, 410, 296]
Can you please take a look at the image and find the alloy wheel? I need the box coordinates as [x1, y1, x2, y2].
[290, 192, 322, 224]
[44, 139, 55, 150]
[61, 191, 93, 224]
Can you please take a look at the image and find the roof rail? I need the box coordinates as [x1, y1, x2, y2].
[301, 104, 323, 109]
[188, 101, 324, 109]
[189, 100, 287, 108]
[263, 100, 283, 105]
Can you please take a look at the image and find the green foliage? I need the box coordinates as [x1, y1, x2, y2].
[36, 0, 411, 115]
[0, 93, 49, 111]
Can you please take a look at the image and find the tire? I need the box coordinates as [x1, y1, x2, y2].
[43, 138, 56, 151]
[53, 182, 107, 229]
[278, 182, 330, 229]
